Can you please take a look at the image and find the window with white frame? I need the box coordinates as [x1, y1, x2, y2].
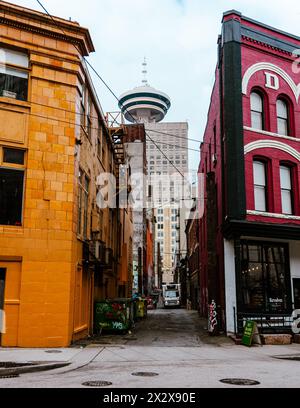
[87, 94, 92, 139]
[97, 121, 103, 159]
[253, 160, 267, 212]
[280, 165, 293, 214]
[250, 91, 264, 130]
[277, 99, 289, 136]
[78, 168, 90, 239]
[0, 47, 29, 101]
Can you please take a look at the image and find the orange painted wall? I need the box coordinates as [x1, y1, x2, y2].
[0, 2, 94, 347]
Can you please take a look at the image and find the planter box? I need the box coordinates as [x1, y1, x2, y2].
[261, 334, 292, 345]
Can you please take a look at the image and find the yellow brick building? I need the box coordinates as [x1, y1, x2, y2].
[0, 1, 133, 347]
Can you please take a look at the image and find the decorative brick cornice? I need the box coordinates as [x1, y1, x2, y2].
[242, 35, 293, 56]
[0, 16, 88, 56]
[0, 1, 94, 55]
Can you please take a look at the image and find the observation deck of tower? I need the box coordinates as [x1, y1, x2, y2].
[119, 59, 171, 123]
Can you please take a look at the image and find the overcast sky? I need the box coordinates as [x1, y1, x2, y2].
[9, 0, 300, 171]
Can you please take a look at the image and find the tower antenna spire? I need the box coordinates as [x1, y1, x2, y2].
[142, 57, 148, 86]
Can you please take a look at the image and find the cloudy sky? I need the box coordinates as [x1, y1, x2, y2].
[9, 0, 300, 171]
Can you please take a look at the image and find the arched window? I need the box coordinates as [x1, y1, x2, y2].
[280, 165, 293, 214]
[250, 91, 264, 130]
[253, 160, 267, 211]
[276, 99, 289, 136]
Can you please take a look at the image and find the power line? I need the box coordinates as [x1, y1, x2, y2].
[35, 0, 187, 180]
[148, 140, 200, 152]
[33, 3, 261, 177]
[25, 99, 204, 145]
[145, 127, 200, 143]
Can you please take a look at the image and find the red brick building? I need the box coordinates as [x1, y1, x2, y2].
[185, 200, 200, 310]
[199, 10, 300, 335]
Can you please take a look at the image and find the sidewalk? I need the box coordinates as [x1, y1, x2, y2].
[0, 345, 104, 376]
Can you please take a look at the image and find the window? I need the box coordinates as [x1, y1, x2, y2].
[79, 82, 86, 129]
[250, 91, 264, 130]
[78, 169, 89, 239]
[213, 124, 217, 154]
[239, 242, 291, 313]
[280, 165, 293, 214]
[3, 148, 25, 165]
[97, 122, 102, 159]
[0, 147, 25, 226]
[253, 160, 267, 211]
[277, 99, 289, 136]
[87, 94, 92, 139]
[102, 133, 106, 164]
[0, 47, 28, 101]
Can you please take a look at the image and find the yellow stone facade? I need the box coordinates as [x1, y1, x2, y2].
[0, 1, 133, 347]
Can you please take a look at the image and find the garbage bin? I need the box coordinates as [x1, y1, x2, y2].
[134, 297, 148, 318]
[94, 298, 133, 333]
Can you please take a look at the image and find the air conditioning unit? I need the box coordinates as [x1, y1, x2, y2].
[212, 153, 217, 165]
[89, 240, 105, 261]
[2, 90, 17, 99]
[104, 248, 113, 268]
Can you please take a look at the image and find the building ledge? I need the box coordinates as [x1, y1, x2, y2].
[247, 210, 300, 221]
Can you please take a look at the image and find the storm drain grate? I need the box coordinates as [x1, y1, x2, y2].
[0, 374, 20, 379]
[82, 380, 112, 387]
[45, 350, 62, 353]
[220, 378, 260, 386]
[131, 372, 159, 377]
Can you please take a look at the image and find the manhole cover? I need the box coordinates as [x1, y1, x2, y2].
[82, 380, 112, 387]
[45, 350, 62, 353]
[0, 374, 20, 379]
[131, 372, 159, 377]
[0, 362, 35, 368]
[220, 378, 260, 386]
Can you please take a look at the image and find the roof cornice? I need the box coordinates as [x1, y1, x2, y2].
[0, 0, 95, 55]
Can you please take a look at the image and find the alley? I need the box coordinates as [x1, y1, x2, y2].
[1, 308, 300, 388]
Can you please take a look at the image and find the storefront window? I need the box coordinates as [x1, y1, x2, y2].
[239, 242, 291, 314]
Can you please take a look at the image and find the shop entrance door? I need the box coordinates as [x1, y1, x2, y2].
[0, 268, 6, 345]
[293, 279, 300, 309]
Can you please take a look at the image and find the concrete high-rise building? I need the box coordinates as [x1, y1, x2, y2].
[146, 122, 188, 284]
[119, 61, 189, 285]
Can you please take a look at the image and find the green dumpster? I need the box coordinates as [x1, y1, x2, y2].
[94, 298, 133, 333]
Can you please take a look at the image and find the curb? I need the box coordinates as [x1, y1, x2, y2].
[0, 362, 70, 377]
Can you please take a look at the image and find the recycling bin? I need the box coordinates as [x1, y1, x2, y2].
[94, 298, 133, 333]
